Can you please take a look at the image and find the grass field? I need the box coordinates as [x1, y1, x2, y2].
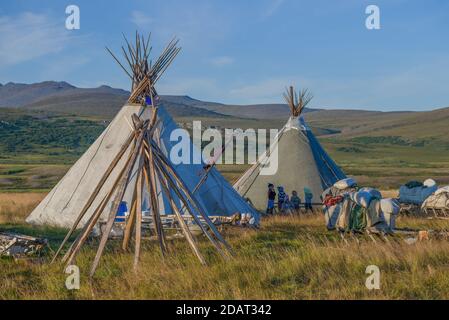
[2, 109, 449, 299]
[2, 194, 449, 299]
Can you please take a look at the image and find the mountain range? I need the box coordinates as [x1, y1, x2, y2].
[1, 81, 449, 142]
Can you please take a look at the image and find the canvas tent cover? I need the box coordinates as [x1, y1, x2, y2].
[422, 186, 449, 210]
[27, 103, 258, 229]
[234, 116, 346, 210]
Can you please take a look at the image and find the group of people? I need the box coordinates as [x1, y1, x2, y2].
[266, 183, 314, 215]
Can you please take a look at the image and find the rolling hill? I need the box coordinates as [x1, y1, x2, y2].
[0, 82, 230, 119]
[1, 81, 449, 143]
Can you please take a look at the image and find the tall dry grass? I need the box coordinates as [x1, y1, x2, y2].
[0, 193, 45, 224]
[2, 205, 449, 299]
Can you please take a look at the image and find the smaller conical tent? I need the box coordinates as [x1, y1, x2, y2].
[234, 86, 346, 210]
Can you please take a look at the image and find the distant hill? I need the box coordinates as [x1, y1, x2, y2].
[305, 106, 449, 142]
[191, 102, 322, 120]
[0, 81, 77, 107]
[2, 81, 449, 143]
[0, 81, 331, 120]
[0, 81, 230, 119]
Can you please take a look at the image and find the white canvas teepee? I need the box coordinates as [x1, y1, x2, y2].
[234, 86, 346, 210]
[27, 103, 257, 229]
[27, 37, 257, 231]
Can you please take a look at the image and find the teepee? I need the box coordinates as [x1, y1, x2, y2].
[25, 33, 254, 275]
[234, 86, 346, 210]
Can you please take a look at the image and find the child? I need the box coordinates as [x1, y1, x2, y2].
[277, 186, 286, 212]
[290, 190, 301, 213]
[304, 187, 314, 213]
[266, 183, 276, 214]
[283, 193, 293, 215]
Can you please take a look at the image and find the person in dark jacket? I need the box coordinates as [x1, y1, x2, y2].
[290, 190, 301, 213]
[266, 183, 276, 214]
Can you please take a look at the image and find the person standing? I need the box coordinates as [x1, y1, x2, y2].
[290, 190, 301, 213]
[266, 183, 276, 215]
[277, 186, 286, 213]
[304, 187, 314, 213]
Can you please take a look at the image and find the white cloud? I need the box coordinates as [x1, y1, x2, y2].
[209, 56, 234, 67]
[0, 12, 72, 68]
[130, 11, 153, 29]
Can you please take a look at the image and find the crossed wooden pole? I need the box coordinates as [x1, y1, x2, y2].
[51, 32, 232, 277]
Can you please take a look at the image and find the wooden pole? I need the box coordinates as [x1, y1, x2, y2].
[155, 165, 206, 265]
[142, 164, 167, 255]
[52, 133, 136, 263]
[133, 169, 143, 270]
[62, 139, 138, 266]
[151, 141, 232, 254]
[122, 196, 137, 251]
[89, 124, 148, 277]
[151, 151, 228, 259]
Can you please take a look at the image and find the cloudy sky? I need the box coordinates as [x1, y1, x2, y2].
[1, 0, 449, 110]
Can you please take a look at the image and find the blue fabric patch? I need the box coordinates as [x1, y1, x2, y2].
[145, 95, 152, 105]
[115, 201, 128, 222]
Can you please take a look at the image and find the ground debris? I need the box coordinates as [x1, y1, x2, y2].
[0, 231, 48, 258]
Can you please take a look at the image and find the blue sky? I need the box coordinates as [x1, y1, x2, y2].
[1, 0, 449, 111]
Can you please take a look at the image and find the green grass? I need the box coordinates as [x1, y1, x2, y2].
[2, 211, 449, 299]
[2, 108, 449, 299]
[2, 108, 449, 192]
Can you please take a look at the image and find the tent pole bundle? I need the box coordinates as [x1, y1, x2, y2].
[283, 85, 313, 117]
[51, 33, 231, 277]
[106, 32, 181, 104]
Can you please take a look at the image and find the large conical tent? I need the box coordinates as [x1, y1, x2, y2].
[234, 86, 346, 210]
[27, 36, 257, 231]
[25, 33, 256, 275]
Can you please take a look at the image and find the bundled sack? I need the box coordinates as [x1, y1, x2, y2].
[359, 187, 382, 200]
[349, 188, 381, 208]
[322, 186, 348, 231]
[424, 179, 437, 188]
[399, 179, 437, 205]
[334, 188, 393, 233]
[334, 178, 357, 190]
[336, 198, 353, 231]
[336, 196, 389, 233]
[380, 198, 400, 230]
[324, 201, 343, 230]
[366, 198, 390, 232]
[422, 186, 449, 210]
